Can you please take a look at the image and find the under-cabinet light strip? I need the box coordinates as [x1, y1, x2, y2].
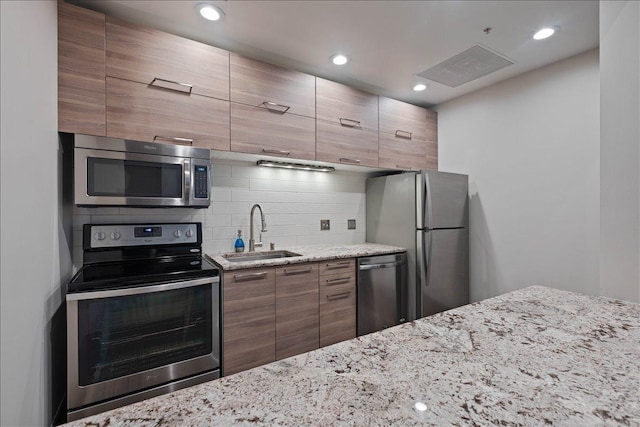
[256, 160, 336, 172]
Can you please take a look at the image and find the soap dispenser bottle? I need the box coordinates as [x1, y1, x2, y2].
[234, 230, 245, 253]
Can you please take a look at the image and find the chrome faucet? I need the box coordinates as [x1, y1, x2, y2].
[249, 203, 267, 252]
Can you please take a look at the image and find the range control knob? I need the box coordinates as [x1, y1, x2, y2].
[94, 231, 106, 241]
[185, 229, 194, 238]
[110, 232, 121, 240]
[174, 230, 183, 238]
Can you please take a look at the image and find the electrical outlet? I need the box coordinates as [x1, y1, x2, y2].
[320, 219, 330, 231]
[348, 219, 356, 230]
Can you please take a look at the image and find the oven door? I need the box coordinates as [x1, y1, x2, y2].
[74, 147, 201, 207]
[66, 277, 220, 412]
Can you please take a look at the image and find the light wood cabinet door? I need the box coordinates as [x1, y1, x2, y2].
[230, 103, 315, 160]
[378, 96, 433, 171]
[319, 258, 356, 347]
[223, 268, 276, 376]
[425, 109, 438, 170]
[106, 17, 229, 100]
[316, 78, 379, 167]
[231, 54, 315, 118]
[106, 77, 230, 151]
[275, 264, 319, 360]
[58, 2, 106, 135]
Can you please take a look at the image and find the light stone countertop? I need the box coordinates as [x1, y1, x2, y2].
[206, 243, 407, 271]
[64, 286, 640, 427]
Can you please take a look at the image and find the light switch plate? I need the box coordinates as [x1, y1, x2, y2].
[320, 219, 330, 231]
[348, 219, 356, 230]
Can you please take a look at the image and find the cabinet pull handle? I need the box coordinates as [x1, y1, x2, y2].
[153, 135, 193, 145]
[234, 271, 268, 282]
[395, 130, 413, 140]
[339, 158, 361, 165]
[326, 261, 352, 269]
[339, 118, 361, 128]
[325, 277, 351, 285]
[326, 291, 351, 301]
[284, 267, 313, 275]
[262, 101, 290, 114]
[150, 77, 193, 94]
[262, 148, 291, 156]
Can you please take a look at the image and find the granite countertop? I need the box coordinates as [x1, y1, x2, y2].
[64, 286, 640, 426]
[207, 243, 407, 271]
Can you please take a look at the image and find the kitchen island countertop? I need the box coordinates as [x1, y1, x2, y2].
[64, 286, 640, 426]
[207, 242, 407, 271]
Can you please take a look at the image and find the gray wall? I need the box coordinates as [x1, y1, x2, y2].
[599, 0, 640, 302]
[0, 1, 71, 426]
[436, 49, 601, 302]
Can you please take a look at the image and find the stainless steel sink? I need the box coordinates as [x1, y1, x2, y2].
[222, 250, 302, 263]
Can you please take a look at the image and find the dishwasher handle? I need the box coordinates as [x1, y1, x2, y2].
[358, 261, 403, 271]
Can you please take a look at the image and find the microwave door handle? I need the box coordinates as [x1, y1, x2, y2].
[184, 159, 192, 204]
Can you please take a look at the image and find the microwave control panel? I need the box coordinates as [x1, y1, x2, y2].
[193, 165, 209, 199]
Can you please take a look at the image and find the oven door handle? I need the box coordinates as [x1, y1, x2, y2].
[66, 276, 218, 301]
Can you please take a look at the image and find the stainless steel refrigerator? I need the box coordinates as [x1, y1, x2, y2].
[366, 170, 469, 320]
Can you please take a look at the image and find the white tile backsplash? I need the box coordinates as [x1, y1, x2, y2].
[72, 159, 369, 261]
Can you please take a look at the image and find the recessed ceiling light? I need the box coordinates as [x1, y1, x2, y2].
[533, 26, 559, 40]
[196, 3, 224, 21]
[413, 84, 427, 92]
[331, 54, 349, 66]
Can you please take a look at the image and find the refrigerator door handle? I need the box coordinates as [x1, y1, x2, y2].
[417, 231, 429, 291]
[424, 172, 433, 230]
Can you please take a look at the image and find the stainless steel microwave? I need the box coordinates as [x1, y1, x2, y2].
[74, 135, 211, 208]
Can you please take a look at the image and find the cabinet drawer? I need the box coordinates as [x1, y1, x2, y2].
[230, 103, 315, 161]
[316, 78, 378, 127]
[319, 282, 356, 347]
[231, 54, 315, 118]
[106, 17, 229, 100]
[58, 2, 106, 136]
[320, 272, 356, 291]
[319, 259, 356, 277]
[106, 77, 230, 151]
[275, 264, 319, 360]
[379, 96, 429, 141]
[378, 133, 428, 171]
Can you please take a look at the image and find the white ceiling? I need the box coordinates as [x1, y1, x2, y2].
[73, 0, 599, 107]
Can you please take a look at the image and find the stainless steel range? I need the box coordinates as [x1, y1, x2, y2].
[66, 222, 220, 422]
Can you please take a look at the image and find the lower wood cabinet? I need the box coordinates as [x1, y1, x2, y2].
[223, 268, 276, 376]
[319, 259, 357, 347]
[222, 258, 356, 375]
[275, 263, 319, 360]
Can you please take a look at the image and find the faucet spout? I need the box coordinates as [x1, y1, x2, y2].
[249, 204, 267, 252]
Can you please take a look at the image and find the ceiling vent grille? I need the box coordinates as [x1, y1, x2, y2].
[417, 45, 514, 87]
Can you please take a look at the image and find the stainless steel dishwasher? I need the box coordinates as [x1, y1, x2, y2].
[357, 253, 407, 336]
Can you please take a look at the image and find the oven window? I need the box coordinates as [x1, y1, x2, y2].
[87, 158, 182, 198]
[77, 285, 212, 386]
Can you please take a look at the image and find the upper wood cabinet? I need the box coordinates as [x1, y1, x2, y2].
[106, 17, 229, 100]
[230, 55, 316, 160]
[106, 77, 230, 151]
[230, 103, 315, 160]
[378, 97, 430, 171]
[230, 54, 315, 118]
[316, 78, 379, 168]
[275, 264, 319, 360]
[425, 109, 438, 170]
[223, 268, 276, 376]
[58, 2, 106, 136]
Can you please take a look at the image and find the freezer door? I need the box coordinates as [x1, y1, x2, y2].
[418, 171, 468, 229]
[417, 228, 468, 318]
